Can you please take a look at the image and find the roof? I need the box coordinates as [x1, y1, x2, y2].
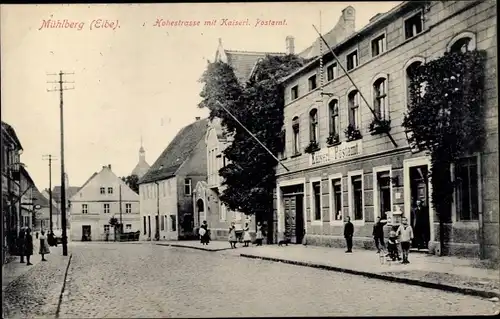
[131, 160, 150, 179]
[52, 186, 81, 203]
[80, 172, 98, 190]
[139, 118, 210, 184]
[1, 121, 23, 150]
[20, 165, 35, 187]
[34, 188, 59, 212]
[226, 50, 286, 83]
[215, 39, 286, 84]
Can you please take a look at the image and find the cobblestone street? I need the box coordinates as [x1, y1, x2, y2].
[51, 242, 498, 317]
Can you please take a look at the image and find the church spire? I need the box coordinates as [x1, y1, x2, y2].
[139, 134, 145, 162]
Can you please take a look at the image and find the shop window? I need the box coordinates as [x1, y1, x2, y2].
[331, 178, 342, 221]
[377, 172, 391, 220]
[351, 175, 363, 221]
[455, 157, 479, 221]
[170, 215, 177, 231]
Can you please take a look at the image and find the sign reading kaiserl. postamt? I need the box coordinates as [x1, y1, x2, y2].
[310, 140, 362, 166]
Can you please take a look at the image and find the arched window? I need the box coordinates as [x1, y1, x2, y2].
[328, 99, 339, 136]
[292, 116, 300, 155]
[447, 32, 477, 53]
[309, 108, 319, 143]
[404, 58, 425, 108]
[348, 90, 360, 128]
[373, 77, 389, 120]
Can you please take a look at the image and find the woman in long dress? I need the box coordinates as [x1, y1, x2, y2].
[200, 221, 210, 245]
[228, 222, 237, 249]
[243, 222, 251, 247]
[39, 230, 50, 261]
[255, 222, 264, 246]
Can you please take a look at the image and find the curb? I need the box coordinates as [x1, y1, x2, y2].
[55, 254, 73, 319]
[240, 254, 500, 299]
[155, 243, 232, 252]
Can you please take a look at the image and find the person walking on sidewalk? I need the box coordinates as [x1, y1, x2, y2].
[39, 230, 50, 261]
[373, 217, 386, 254]
[255, 222, 264, 246]
[200, 220, 210, 245]
[397, 217, 414, 264]
[24, 228, 33, 266]
[228, 222, 237, 249]
[243, 222, 251, 247]
[17, 228, 26, 263]
[344, 216, 354, 253]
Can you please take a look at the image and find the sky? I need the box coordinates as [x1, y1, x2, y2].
[1, 2, 401, 191]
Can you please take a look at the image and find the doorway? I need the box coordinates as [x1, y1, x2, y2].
[409, 165, 430, 249]
[82, 225, 91, 241]
[282, 184, 305, 244]
[197, 199, 205, 224]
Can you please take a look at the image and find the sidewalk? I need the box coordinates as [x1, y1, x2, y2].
[237, 244, 500, 299]
[155, 240, 233, 252]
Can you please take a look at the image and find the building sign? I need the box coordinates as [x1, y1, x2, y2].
[310, 140, 362, 166]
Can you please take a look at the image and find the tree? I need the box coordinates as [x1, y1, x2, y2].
[198, 55, 308, 222]
[121, 174, 139, 194]
[402, 50, 486, 255]
[108, 216, 122, 241]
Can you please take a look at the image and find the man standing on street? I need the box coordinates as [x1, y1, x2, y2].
[344, 216, 354, 253]
[397, 217, 414, 264]
[373, 216, 386, 254]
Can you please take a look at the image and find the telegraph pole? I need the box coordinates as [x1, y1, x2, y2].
[42, 154, 57, 233]
[47, 71, 74, 256]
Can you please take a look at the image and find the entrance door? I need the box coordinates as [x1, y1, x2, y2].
[284, 195, 304, 244]
[82, 225, 91, 241]
[409, 165, 430, 249]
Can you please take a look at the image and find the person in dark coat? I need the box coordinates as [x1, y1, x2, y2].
[412, 200, 430, 250]
[25, 228, 33, 266]
[200, 220, 210, 245]
[17, 229, 26, 263]
[344, 216, 354, 253]
[373, 216, 386, 253]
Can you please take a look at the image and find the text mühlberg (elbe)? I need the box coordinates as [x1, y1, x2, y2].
[38, 19, 120, 31]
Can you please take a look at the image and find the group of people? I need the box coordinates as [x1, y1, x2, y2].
[227, 221, 264, 248]
[344, 215, 415, 264]
[198, 220, 265, 249]
[17, 228, 51, 265]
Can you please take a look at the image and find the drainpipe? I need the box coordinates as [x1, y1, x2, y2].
[477, 153, 485, 260]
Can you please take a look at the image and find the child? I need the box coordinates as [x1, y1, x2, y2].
[228, 222, 237, 249]
[243, 222, 251, 247]
[387, 230, 400, 261]
[397, 217, 414, 264]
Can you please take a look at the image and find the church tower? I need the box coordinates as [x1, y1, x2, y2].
[131, 135, 151, 179]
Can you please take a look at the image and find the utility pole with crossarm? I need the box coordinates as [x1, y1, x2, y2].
[47, 71, 74, 256]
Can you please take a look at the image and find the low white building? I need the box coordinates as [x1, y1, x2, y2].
[69, 164, 141, 241]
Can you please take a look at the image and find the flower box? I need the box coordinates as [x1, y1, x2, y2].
[326, 133, 340, 146]
[344, 124, 362, 142]
[304, 141, 320, 154]
[369, 119, 391, 135]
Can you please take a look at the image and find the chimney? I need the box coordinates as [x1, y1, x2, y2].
[286, 36, 295, 54]
[195, 117, 201, 121]
[341, 6, 356, 37]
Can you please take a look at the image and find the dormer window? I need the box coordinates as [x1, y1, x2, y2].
[291, 85, 299, 100]
[308, 75, 317, 91]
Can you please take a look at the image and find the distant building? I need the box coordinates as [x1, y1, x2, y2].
[69, 165, 141, 241]
[130, 136, 150, 179]
[35, 188, 59, 232]
[18, 166, 37, 231]
[138, 117, 208, 241]
[52, 173, 80, 230]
